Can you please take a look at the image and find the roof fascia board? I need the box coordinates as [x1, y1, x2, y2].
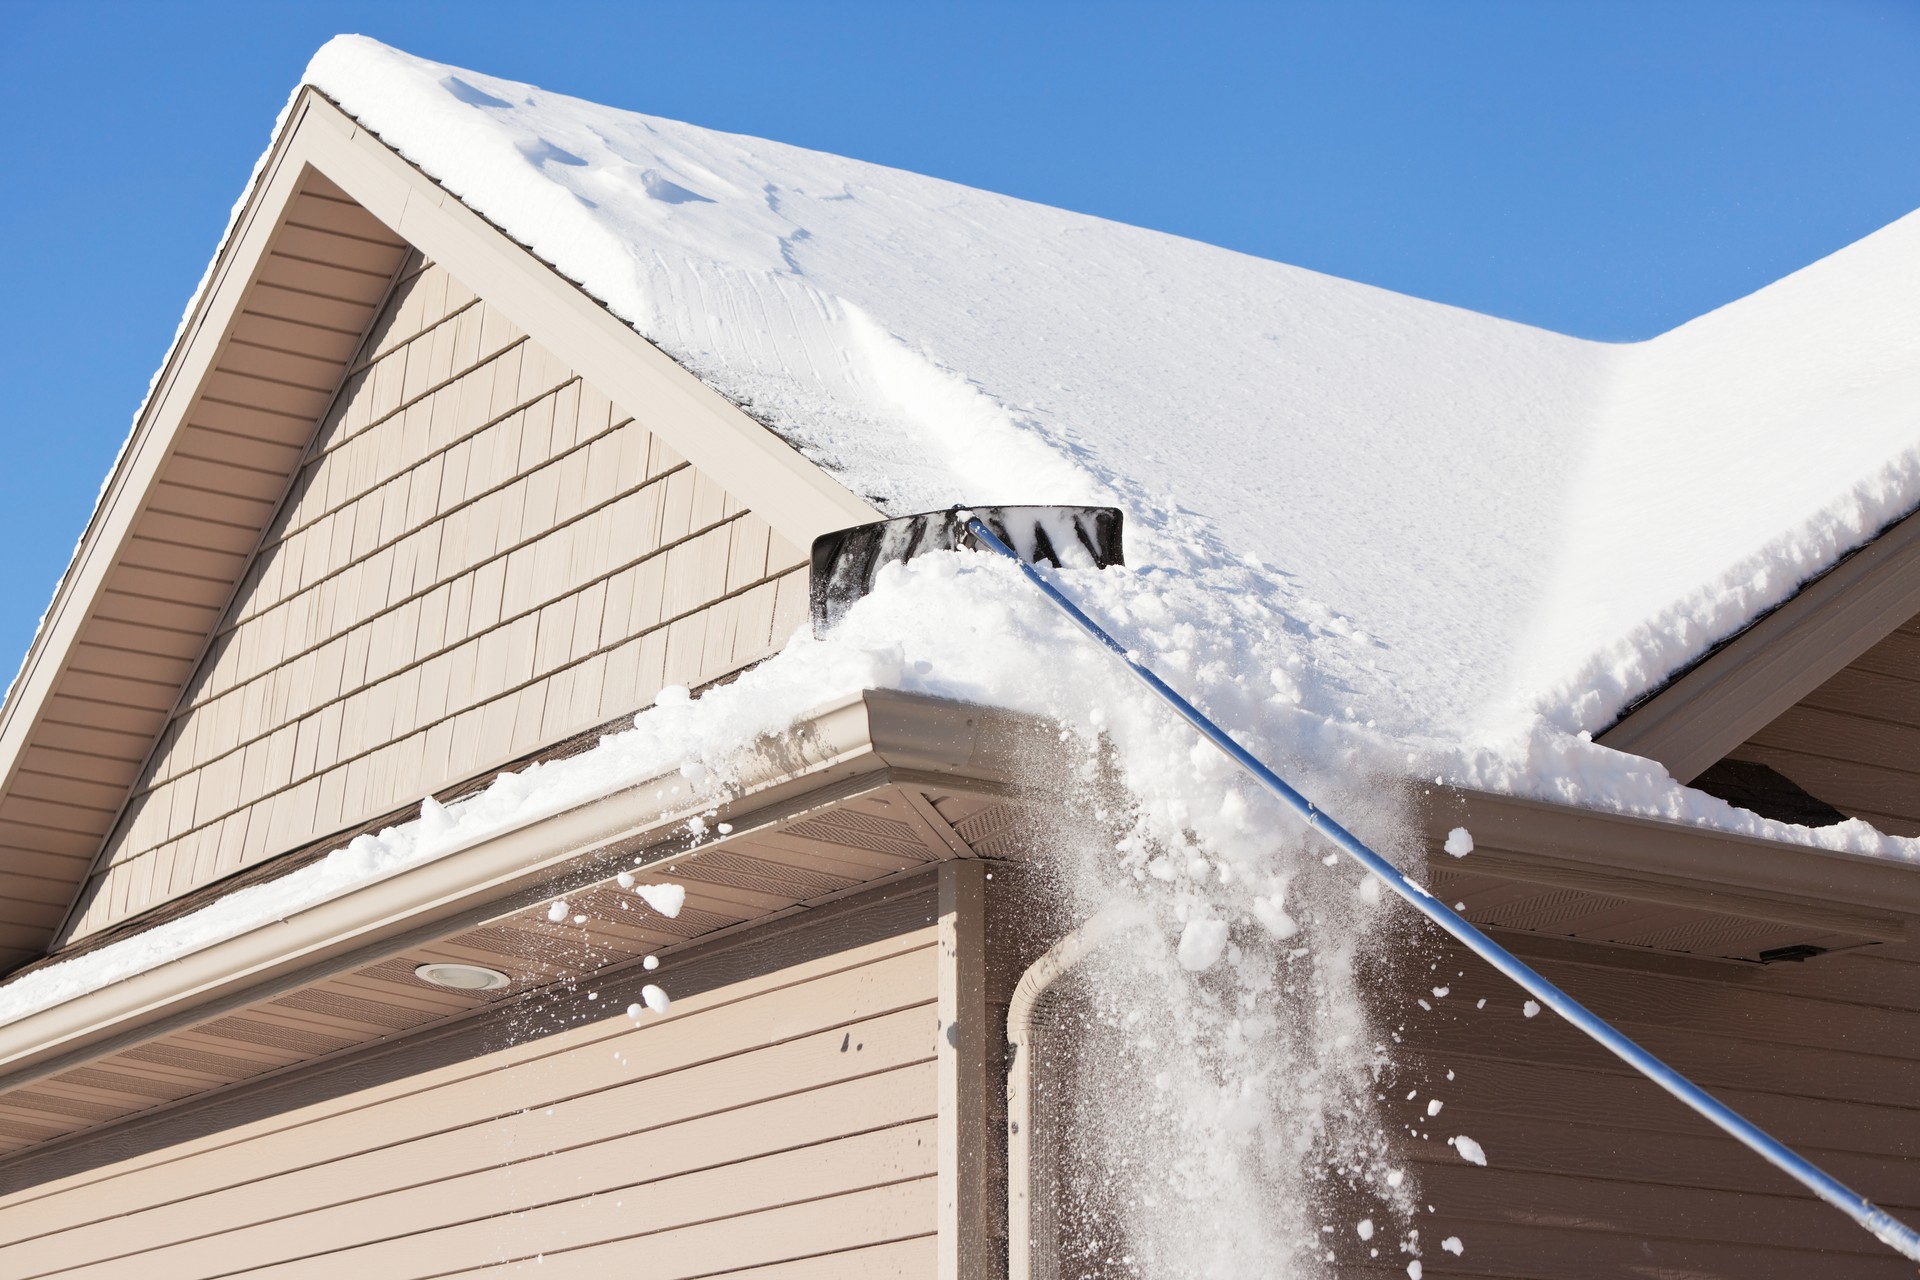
[1427, 787, 1920, 933]
[0, 689, 1023, 1087]
[1597, 505, 1920, 781]
[295, 90, 881, 552]
[0, 94, 326, 803]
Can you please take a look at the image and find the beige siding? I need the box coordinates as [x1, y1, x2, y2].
[1728, 613, 1920, 837]
[68, 257, 810, 939]
[0, 928, 938, 1278]
[1388, 934, 1920, 1278]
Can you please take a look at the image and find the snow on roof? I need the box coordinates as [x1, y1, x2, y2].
[307, 37, 1920, 753]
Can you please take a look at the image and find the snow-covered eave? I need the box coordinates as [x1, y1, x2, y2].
[0, 688, 1027, 1093]
[1597, 500, 1920, 783]
[1429, 786, 1920, 946]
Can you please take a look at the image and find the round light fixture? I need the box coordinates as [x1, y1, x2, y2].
[414, 962, 512, 991]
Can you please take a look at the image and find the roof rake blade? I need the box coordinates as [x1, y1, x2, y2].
[808, 505, 1123, 637]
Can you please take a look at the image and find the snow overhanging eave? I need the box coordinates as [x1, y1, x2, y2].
[0, 688, 1036, 1095]
[1598, 501, 1920, 784]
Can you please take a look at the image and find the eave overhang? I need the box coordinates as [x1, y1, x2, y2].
[0, 689, 1044, 1154]
[1427, 787, 1920, 962]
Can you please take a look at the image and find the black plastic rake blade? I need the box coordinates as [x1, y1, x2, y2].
[809, 505, 1124, 636]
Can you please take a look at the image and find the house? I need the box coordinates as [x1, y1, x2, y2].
[0, 33, 1915, 1278]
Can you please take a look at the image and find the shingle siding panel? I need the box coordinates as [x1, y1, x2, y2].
[73, 262, 803, 938]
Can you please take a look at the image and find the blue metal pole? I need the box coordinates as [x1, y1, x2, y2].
[963, 515, 1920, 1263]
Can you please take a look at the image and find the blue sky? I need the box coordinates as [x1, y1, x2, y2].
[1, 1, 1917, 670]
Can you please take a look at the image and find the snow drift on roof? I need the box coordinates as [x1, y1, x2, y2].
[305, 37, 1920, 749]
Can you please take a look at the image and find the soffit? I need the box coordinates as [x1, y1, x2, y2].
[0, 88, 879, 971]
[1425, 788, 1920, 964]
[0, 690, 1045, 1158]
[0, 138, 411, 971]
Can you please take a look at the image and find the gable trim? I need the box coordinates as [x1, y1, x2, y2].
[1596, 504, 1920, 782]
[0, 88, 880, 968]
[298, 91, 879, 550]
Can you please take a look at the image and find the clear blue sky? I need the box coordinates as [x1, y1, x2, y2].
[2, 1, 1917, 670]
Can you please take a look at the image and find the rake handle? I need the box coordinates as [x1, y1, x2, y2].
[963, 515, 1920, 1264]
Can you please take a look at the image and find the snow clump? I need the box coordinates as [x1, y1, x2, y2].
[634, 883, 687, 918]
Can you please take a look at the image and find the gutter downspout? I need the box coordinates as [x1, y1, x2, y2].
[1006, 902, 1151, 1280]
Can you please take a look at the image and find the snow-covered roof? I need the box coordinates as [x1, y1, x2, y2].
[306, 37, 1920, 756]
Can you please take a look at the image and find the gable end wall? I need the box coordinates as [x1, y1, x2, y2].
[65, 254, 809, 941]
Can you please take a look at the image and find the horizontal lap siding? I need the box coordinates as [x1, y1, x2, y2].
[0, 931, 939, 1278]
[69, 259, 809, 939]
[1396, 936, 1920, 1278]
[1729, 616, 1920, 836]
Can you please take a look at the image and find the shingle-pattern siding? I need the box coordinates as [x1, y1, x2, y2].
[0, 175, 412, 971]
[66, 258, 808, 940]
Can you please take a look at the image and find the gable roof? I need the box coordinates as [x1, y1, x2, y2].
[303, 37, 1920, 751]
[5, 36, 1920, 970]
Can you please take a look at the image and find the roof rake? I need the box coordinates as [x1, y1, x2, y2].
[809, 504, 1920, 1264]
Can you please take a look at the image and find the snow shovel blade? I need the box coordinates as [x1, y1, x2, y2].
[810, 505, 1123, 636]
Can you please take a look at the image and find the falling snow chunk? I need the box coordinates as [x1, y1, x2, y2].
[1523, 1000, 1541, 1018]
[642, 955, 660, 970]
[1426, 1098, 1444, 1117]
[1356, 1219, 1374, 1241]
[641, 984, 672, 1014]
[546, 900, 569, 923]
[615, 871, 635, 889]
[1407, 1262, 1423, 1279]
[1442, 1236, 1465, 1256]
[636, 883, 687, 918]
[1252, 894, 1298, 939]
[1450, 1134, 1488, 1165]
[1443, 827, 1473, 857]
[1176, 918, 1230, 971]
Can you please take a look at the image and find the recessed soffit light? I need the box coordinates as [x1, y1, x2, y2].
[414, 962, 512, 991]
